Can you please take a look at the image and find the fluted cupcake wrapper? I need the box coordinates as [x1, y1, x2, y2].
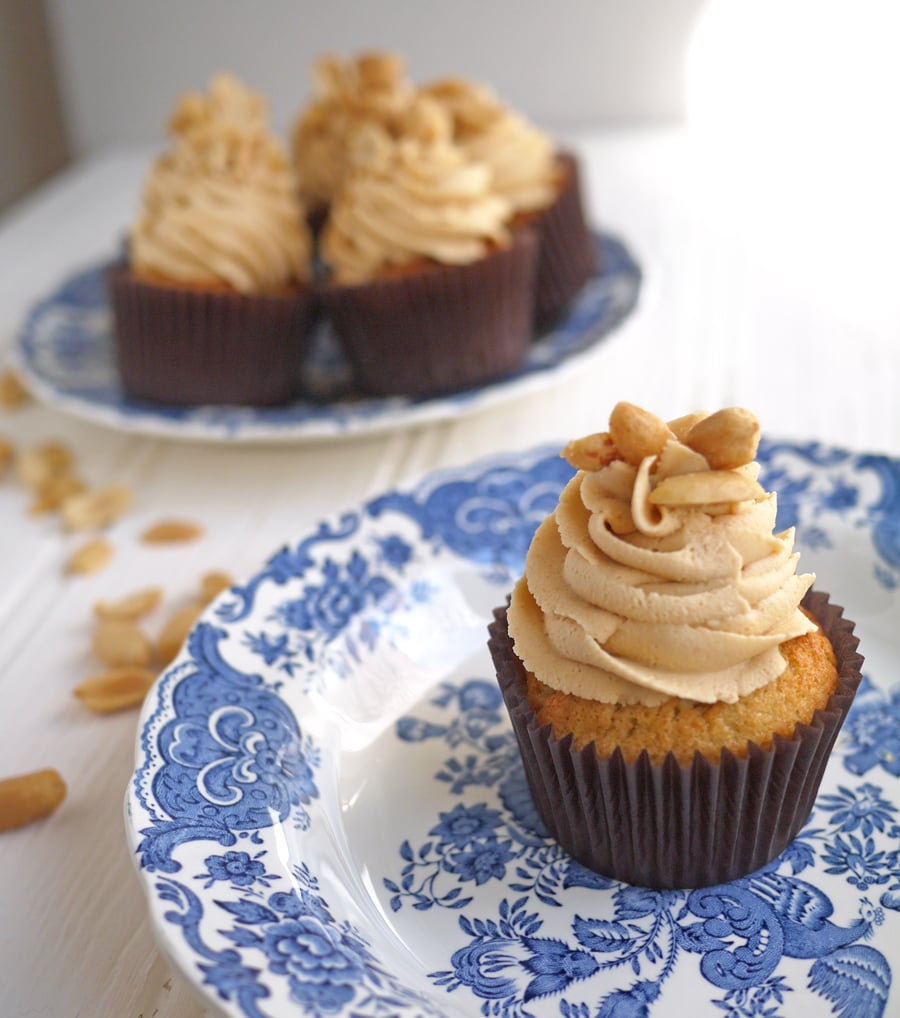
[107, 266, 315, 407]
[318, 227, 538, 398]
[489, 590, 863, 889]
[532, 151, 599, 333]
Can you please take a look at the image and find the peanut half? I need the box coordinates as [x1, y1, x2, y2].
[561, 432, 618, 472]
[18, 442, 74, 490]
[91, 619, 153, 668]
[684, 408, 761, 470]
[157, 602, 205, 667]
[61, 484, 133, 531]
[199, 571, 233, 605]
[74, 667, 156, 713]
[0, 368, 32, 410]
[94, 586, 164, 621]
[649, 470, 765, 507]
[65, 537, 114, 576]
[0, 768, 66, 832]
[141, 519, 205, 544]
[609, 402, 675, 466]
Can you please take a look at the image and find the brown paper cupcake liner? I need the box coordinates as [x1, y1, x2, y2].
[532, 151, 598, 333]
[489, 590, 863, 889]
[318, 226, 538, 398]
[107, 266, 315, 407]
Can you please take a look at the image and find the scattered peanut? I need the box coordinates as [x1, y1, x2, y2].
[157, 603, 205, 667]
[667, 411, 708, 442]
[65, 537, 114, 575]
[74, 667, 156, 713]
[684, 408, 761, 470]
[561, 432, 618, 471]
[18, 442, 74, 490]
[0, 437, 13, 479]
[649, 470, 765, 507]
[94, 586, 164, 622]
[140, 519, 205, 544]
[0, 768, 66, 832]
[0, 368, 32, 410]
[199, 570, 233, 604]
[28, 474, 85, 516]
[91, 619, 153, 668]
[609, 402, 675, 466]
[61, 484, 133, 531]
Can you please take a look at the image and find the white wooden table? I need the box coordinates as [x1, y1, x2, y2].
[0, 127, 897, 1017]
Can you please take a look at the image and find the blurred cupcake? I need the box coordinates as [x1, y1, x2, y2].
[318, 97, 538, 397]
[489, 403, 863, 889]
[108, 74, 314, 406]
[291, 51, 414, 231]
[422, 76, 596, 330]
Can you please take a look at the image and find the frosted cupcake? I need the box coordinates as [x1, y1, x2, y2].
[422, 76, 596, 330]
[318, 97, 538, 397]
[489, 403, 863, 888]
[291, 51, 414, 229]
[108, 74, 314, 406]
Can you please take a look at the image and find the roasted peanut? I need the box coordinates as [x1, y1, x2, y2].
[157, 602, 205, 666]
[0, 769, 66, 832]
[61, 484, 133, 530]
[649, 470, 765, 507]
[140, 519, 205, 543]
[667, 411, 708, 442]
[28, 474, 85, 516]
[609, 402, 675, 466]
[0, 437, 13, 479]
[94, 586, 164, 621]
[561, 432, 618, 471]
[91, 619, 153, 668]
[74, 667, 156, 713]
[18, 442, 73, 490]
[199, 571, 233, 604]
[685, 408, 761, 470]
[65, 537, 114, 575]
[0, 368, 31, 410]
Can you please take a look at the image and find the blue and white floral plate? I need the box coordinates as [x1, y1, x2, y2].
[126, 439, 900, 1017]
[13, 233, 639, 443]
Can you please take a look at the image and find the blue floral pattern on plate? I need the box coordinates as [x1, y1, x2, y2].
[126, 438, 900, 1016]
[14, 232, 639, 443]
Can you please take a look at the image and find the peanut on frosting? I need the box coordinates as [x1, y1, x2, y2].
[320, 96, 512, 283]
[508, 403, 817, 706]
[422, 76, 560, 214]
[131, 74, 311, 293]
[292, 51, 415, 210]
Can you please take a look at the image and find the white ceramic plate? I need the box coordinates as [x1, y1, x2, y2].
[14, 233, 639, 444]
[126, 439, 900, 1017]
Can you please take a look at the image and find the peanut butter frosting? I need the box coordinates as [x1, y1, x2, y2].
[292, 51, 415, 209]
[422, 77, 560, 215]
[131, 74, 311, 293]
[507, 404, 817, 706]
[320, 97, 512, 283]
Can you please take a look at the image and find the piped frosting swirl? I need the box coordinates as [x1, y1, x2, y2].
[508, 404, 817, 706]
[131, 74, 311, 293]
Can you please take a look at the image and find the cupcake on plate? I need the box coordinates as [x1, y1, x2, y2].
[318, 96, 538, 397]
[489, 403, 863, 889]
[108, 74, 314, 407]
[422, 76, 597, 330]
[291, 51, 414, 231]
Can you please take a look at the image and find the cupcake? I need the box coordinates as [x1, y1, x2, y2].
[108, 74, 315, 406]
[422, 76, 597, 330]
[291, 51, 415, 231]
[489, 403, 863, 889]
[317, 97, 538, 397]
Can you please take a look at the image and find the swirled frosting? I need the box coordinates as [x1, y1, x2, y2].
[131, 74, 311, 293]
[422, 77, 559, 214]
[292, 51, 415, 209]
[321, 97, 512, 283]
[508, 412, 817, 706]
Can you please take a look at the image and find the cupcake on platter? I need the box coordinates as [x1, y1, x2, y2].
[422, 76, 597, 330]
[291, 51, 414, 231]
[489, 402, 863, 889]
[108, 74, 314, 406]
[318, 96, 538, 397]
